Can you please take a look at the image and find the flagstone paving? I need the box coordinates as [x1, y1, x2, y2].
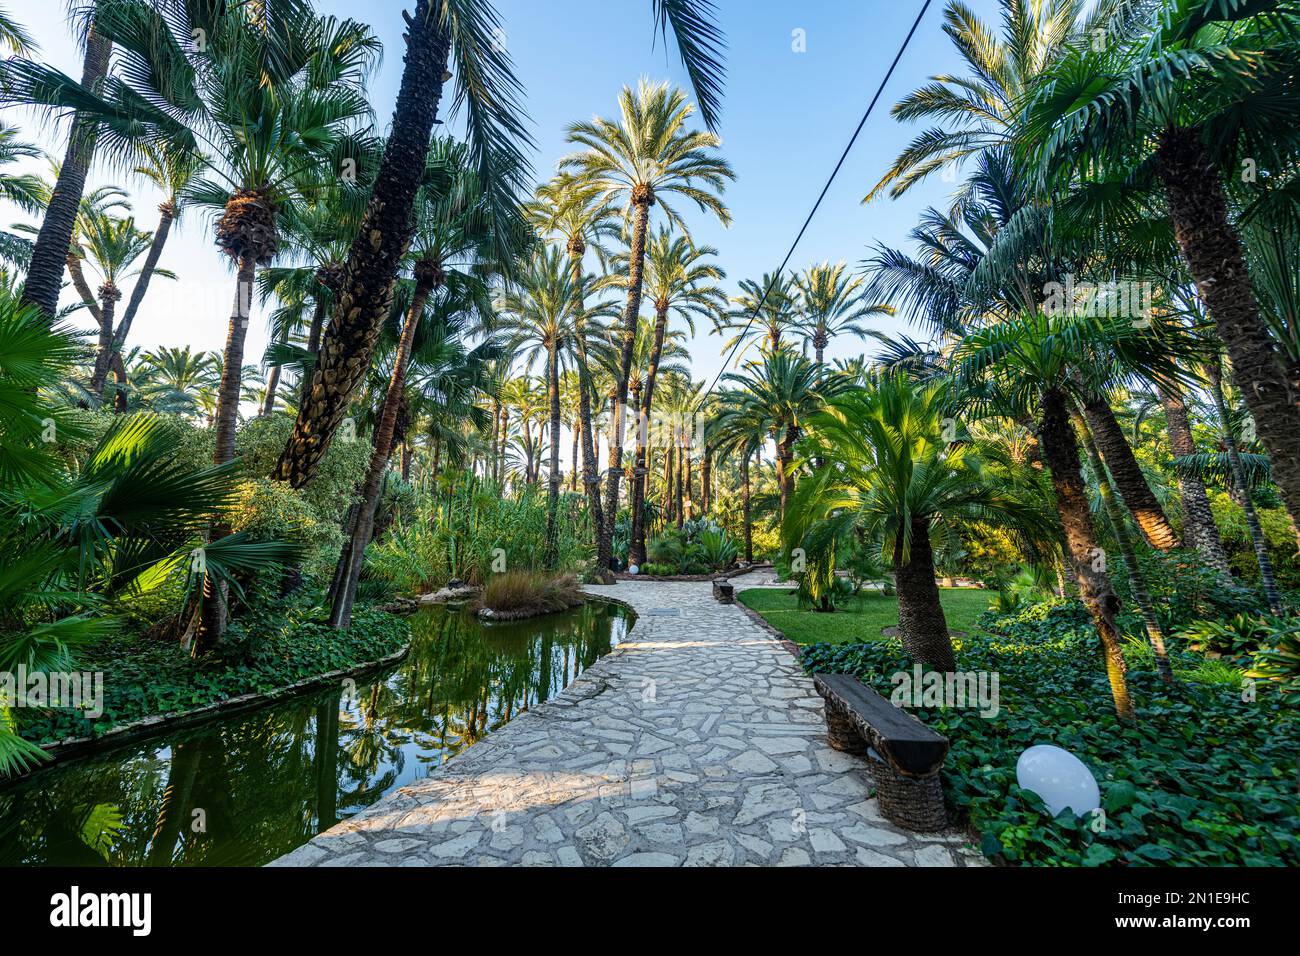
[269, 576, 982, 867]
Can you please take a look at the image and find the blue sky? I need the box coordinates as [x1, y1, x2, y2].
[6, 0, 994, 385]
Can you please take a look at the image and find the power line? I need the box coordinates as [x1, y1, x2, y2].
[696, 0, 934, 408]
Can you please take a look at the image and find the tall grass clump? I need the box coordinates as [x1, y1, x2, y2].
[366, 474, 592, 592]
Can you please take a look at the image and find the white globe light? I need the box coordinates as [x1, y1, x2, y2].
[1015, 744, 1100, 817]
[628, 564, 639, 575]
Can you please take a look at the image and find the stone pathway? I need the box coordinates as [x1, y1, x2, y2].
[270, 577, 981, 867]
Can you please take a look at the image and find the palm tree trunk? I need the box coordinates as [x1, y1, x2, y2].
[1160, 379, 1231, 576]
[602, 195, 652, 569]
[701, 445, 713, 513]
[275, 2, 451, 488]
[213, 257, 256, 465]
[1074, 411, 1174, 683]
[21, 25, 112, 322]
[893, 518, 956, 671]
[90, 286, 118, 404]
[544, 340, 562, 568]
[741, 451, 753, 563]
[111, 350, 128, 414]
[570, 419, 579, 492]
[776, 425, 797, 522]
[1207, 361, 1282, 613]
[1081, 395, 1179, 551]
[111, 199, 175, 353]
[330, 270, 434, 628]
[1040, 387, 1135, 720]
[663, 441, 674, 525]
[1156, 126, 1300, 546]
[675, 432, 684, 528]
[261, 363, 281, 416]
[631, 301, 670, 563]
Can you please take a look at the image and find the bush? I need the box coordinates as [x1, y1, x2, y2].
[224, 477, 345, 585]
[802, 622, 1299, 866]
[474, 570, 584, 616]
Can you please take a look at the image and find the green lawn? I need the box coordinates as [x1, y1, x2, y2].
[738, 586, 994, 645]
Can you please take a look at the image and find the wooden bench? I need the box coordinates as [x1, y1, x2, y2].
[712, 577, 735, 603]
[812, 673, 950, 831]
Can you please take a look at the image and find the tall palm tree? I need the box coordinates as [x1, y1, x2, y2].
[498, 246, 586, 568]
[713, 271, 797, 356]
[0, 123, 44, 269]
[526, 173, 621, 573]
[561, 79, 734, 570]
[1024, 0, 1300, 546]
[94, 141, 198, 397]
[793, 261, 893, 365]
[66, 205, 167, 404]
[603, 226, 725, 562]
[331, 138, 505, 627]
[952, 311, 1188, 720]
[715, 347, 842, 523]
[9, 1, 112, 322]
[132, 346, 220, 419]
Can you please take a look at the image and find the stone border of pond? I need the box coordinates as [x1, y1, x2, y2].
[11, 630, 414, 782]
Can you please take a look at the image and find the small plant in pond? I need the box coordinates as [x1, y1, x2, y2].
[473, 571, 585, 620]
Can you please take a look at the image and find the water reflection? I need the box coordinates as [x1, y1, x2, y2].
[0, 600, 631, 866]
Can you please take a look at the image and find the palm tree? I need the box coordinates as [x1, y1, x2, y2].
[66, 205, 166, 405]
[95, 142, 198, 397]
[526, 173, 621, 574]
[714, 271, 797, 356]
[788, 374, 1051, 668]
[793, 261, 892, 365]
[0, 123, 44, 269]
[715, 347, 842, 523]
[9, 1, 112, 322]
[498, 247, 586, 568]
[271, 0, 727, 490]
[603, 226, 725, 562]
[951, 311, 1188, 720]
[561, 79, 734, 570]
[1024, 0, 1300, 548]
[331, 138, 505, 627]
[864, 0, 1097, 202]
[132, 346, 221, 419]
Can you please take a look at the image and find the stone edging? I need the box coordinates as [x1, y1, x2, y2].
[15, 640, 413, 780]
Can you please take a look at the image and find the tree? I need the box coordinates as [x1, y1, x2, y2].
[526, 173, 621, 574]
[793, 261, 892, 365]
[562, 79, 733, 570]
[603, 225, 724, 563]
[788, 374, 1051, 667]
[714, 271, 796, 355]
[1025, 0, 1300, 547]
[9, 1, 112, 322]
[715, 347, 841, 523]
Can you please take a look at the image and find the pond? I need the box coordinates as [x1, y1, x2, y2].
[0, 599, 633, 866]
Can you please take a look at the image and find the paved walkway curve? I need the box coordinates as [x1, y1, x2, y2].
[270, 578, 982, 867]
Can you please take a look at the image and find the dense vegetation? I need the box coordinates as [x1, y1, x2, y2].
[0, 0, 1298, 868]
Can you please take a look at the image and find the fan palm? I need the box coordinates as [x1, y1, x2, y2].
[562, 79, 734, 568]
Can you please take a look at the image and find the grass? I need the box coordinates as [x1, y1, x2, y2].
[738, 586, 995, 645]
[474, 570, 585, 618]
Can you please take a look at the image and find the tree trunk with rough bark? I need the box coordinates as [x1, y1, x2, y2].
[1207, 362, 1282, 613]
[1160, 380, 1231, 577]
[544, 339, 562, 568]
[602, 193, 652, 569]
[701, 445, 712, 513]
[1039, 387, 1135, 721]
[275, 3, 451, 488]
[1074, 411, 1174, 684]
[1156, 126, 1300, 551]
[213, 257, 256, 465]
[631, 300, 670, 564]
[1082, 395, 1179, 551]
[261, 363, 281, 416]
[110, 199, 174, 352]
[741, 451, 753, 563]
[893, 518, 956, 671]
[21, 26, 112, 323]
[330, 269, 434, 627]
